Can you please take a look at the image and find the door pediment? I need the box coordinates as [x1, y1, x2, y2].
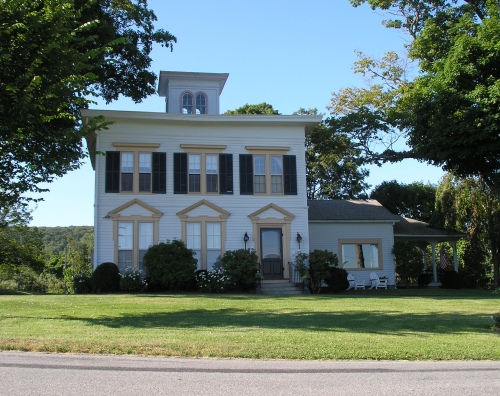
[248, 203, 295, 221]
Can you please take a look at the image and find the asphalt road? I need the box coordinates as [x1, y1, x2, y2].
[1, 352, 499, 395]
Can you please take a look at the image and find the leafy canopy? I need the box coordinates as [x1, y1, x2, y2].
[370, 180, 436, 222]
[347, 1, 500, 196]
[0, 0, 176, 212]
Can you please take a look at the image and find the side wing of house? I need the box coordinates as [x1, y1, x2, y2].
[308, 222, 396, 287]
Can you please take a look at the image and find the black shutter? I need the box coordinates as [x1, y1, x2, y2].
[105, 151, 120, 193]
[239, 154, 253, 195]
[152, 152, 166, 194]
[174, 153, 188, 194]
[219, 153, 233, 194]
[283, 155, 297, 195]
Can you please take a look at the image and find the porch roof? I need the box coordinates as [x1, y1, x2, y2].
[393, 217, 465, 241]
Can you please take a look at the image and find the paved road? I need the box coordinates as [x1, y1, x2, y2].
[1, 352, 499, 395]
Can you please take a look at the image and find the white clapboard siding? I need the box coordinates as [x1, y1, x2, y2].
[309, 222, 396, 286]
[90, 112, 316, 270]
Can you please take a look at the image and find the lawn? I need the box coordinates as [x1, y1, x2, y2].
[0, 289, 499, 360]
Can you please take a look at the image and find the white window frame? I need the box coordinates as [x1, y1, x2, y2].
[181, 145, 226, 194]
[245, 146, 290, 195]
[112, 143, 160, 194]
[339, 239, 383, 270]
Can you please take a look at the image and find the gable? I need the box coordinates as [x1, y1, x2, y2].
[107, 199, 163, 218]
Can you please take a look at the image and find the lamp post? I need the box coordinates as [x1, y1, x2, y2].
[244, 232, 249, 250]
[296, 232, 302, 249]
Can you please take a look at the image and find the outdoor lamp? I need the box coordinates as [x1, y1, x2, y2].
[296, 232, 302, 249]
[244, 232, 249, 250]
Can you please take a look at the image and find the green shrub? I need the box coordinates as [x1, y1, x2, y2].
[195, 269, 229, 293]
[73, 271, 92, 294]
[324, 267, 349, 292]
[143, 240, 197, 291]
[90, 262, 121, 293]
[38, 272, 65, 294]
[308, 249, 339, 294]
[220, 249, 259, 291]
[418, 272, 433, 287]
[119, 267, 147, 292]
[13, 266, 46, 292]
[440, 270, 464, 289]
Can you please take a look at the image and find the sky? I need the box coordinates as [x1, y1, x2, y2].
[28, 0, 444, 227]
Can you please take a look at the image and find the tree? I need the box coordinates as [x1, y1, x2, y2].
[432, 173, 499, 286]
[392, 240, 424, 287]
[0, 0, 176, 209]
[306, 117, 370, 199]
[327, 50, 412, 166]
[224, 102, 280, 115]
[297, 107, 370, 200]
[348, 1, 500, 196]
[400, 1, 500, 195]
[370, 180, 436, 222]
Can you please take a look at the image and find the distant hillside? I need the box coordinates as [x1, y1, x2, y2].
[34, 226, 94, 256]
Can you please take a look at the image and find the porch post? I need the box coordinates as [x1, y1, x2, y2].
[419, 247, 426, 271]
[451, 240, 459, 272]
[430, 242, 438, 282]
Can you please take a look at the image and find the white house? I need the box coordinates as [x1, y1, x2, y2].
[82, 70, 462, 289]
[82, 71, 322, 281]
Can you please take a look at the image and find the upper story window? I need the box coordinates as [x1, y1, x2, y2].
[182, 92, 193, 114]
[196, 93, 207, 114]
[240, 147, 296, 196]
[181, 91, 207, 114]
[174, 145, 232, 195]
[105, 144, 166, 194]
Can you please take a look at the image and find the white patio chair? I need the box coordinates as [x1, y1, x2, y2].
[355, 277, 366, 290]
[347, 273, 356, 290]
[370, 272, 388, 289]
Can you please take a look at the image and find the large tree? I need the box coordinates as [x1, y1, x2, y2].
[347, 1, 500, 195]
[370, 180, 436, 222]
[0, 0, 176, 211]
[305, 113, 370, 200]
[432, 173, 499, 286]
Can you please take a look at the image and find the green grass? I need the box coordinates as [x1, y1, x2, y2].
[0, 289, 499, 360]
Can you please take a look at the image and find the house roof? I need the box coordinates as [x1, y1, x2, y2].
[393, 217, 465, 240]
[307, 200, 401, 222]
[157, 71, 230, 97]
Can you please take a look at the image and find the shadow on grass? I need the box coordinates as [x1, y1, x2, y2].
[58, 307, 490, 335]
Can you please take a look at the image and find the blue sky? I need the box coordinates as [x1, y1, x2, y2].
[29, 0, 444, 227]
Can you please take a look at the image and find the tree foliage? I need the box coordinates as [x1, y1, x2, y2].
[392, 240, 424, 287]
[370, 180, 436, 222]
[0, 0, 176, 209]
[304, 107, 370, 200]
[347, 1, 500, 196]
[401, 1, 500, 195]
[224, 102, 280, 115]
[432, 173, 499, 286]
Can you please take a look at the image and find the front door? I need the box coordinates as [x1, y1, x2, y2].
[260, 228, 283, 280]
